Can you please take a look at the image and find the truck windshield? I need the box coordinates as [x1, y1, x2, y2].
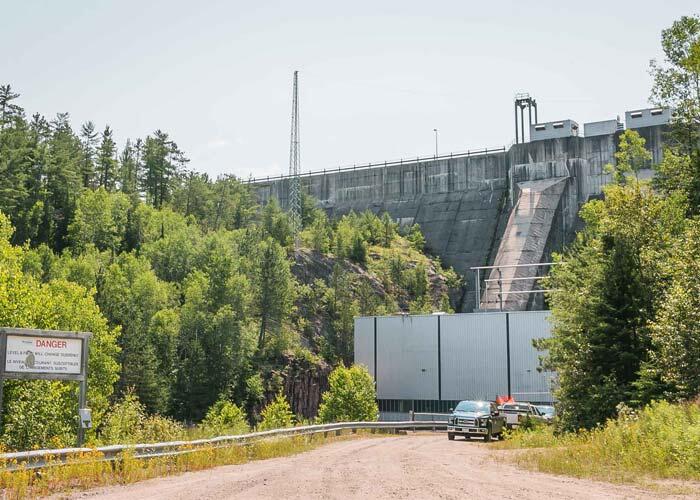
[455, 401, 489, 412]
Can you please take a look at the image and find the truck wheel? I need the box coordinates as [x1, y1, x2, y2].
[448, 432, 455, 441]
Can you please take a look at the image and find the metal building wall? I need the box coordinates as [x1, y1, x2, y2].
[356, 311, 555, 407]
[440, 313, 509, 401]
[375, 315, 438, 400]
[507, 311, 555, 403]
[353, 317, 375, 378]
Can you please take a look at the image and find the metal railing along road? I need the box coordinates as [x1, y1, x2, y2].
[246, 146, 507, 184]
[410, 412, 451, 422]
[0, 421, 447, 471]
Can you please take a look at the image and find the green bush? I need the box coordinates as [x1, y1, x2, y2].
[406, 224, 425, 251]
[349, 234, 367, 265]
[318, 364, 378, 423]
[140, 415, 185, 443]
[201, 399, 249, 436]
[258, 392, 295, 431]
[99, 392, 146, 444]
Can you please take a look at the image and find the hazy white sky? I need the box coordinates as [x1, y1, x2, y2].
[3, 1, 697, 179]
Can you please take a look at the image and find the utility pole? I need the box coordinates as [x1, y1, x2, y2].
[433, 128, 438, 157]
[288, 71, 301, 247]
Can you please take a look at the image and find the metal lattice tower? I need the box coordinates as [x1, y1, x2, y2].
[288, 70, 301, 245]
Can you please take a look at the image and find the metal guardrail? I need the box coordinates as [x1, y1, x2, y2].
[410, 411, 451, 422]
[246, 146, 507, 184]
[0, 421, 447, 471]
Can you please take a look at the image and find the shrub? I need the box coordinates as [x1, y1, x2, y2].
[349, 234, 367, 265]
[140, 415, 185, 442]
[201, 399, 249, 436]
[406, 224, 425, 251]
[258, 392, 295, 430]
[318, 364, 378, 423]
[99, 392, 146, 444]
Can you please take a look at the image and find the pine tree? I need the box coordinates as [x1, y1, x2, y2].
[325, 264, 359, 364]
[44, 113, 83, 250]
[141, 130, 184, 207]
[0, 84, 22, 130]
[79, 121, 98, 188]
[14, 113, 50, 244]
[96, 125, 117, 191]
[254, 238, 295, 350]
[119, 138, 139, 197]
[0, 107, 30, 239]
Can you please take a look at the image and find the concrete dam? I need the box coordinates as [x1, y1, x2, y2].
[251, 108, 669, 312]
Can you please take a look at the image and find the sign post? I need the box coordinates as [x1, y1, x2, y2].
[0, 328, 92, 446]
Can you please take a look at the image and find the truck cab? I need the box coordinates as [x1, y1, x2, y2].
[447, 400, 505, 442]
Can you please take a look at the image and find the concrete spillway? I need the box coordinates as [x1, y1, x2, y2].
[481, 177, 568, 311]
[251, 123, 665, 311]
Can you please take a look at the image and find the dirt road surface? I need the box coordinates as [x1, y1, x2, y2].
[63, 434, 697, 499]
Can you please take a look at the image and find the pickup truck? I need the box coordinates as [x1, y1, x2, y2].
[500, 402, 547, 429]
[447, 400, 506, 442]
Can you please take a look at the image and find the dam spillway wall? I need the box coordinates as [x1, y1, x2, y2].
[251, 123, 667, 311]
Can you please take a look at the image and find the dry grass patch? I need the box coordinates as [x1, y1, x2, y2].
[493, 401, 700, 488]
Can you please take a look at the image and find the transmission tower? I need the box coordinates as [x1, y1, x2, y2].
[288, 70, 301, 246]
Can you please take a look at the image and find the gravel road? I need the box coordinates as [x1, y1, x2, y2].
[63, 434, 697, 499]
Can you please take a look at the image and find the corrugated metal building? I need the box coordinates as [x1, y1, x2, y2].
[354, 311, 555, 419]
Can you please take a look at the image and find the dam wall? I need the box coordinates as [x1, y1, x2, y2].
[251, 123, 667, 311]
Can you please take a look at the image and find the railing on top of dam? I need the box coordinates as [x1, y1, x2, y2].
[246, 145, 507, 184]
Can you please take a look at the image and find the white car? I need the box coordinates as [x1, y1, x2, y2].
[499, 402, 546, 428]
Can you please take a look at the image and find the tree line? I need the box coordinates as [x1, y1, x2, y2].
[543, 15, 700, 431]
[0, 86, 456, 449]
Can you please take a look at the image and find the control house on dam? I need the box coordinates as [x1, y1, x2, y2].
[251, 104, 670, 313]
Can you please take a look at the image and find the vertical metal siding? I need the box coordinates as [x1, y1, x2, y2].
[440, 313, 509, 401]
[375, 316, 438, 400]
[353, 317, 375, 379]
[355, 311, 555, 404]
[508, 311, 555, 403]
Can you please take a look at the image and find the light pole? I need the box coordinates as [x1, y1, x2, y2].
[433, 128, 438, 157]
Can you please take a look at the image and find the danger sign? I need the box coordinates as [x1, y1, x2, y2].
[4, 334, 82, 375]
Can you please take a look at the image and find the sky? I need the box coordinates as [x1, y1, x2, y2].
[2, 1, 698, 179]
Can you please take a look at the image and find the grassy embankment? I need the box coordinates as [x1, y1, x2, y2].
[0, 429, 388, 499]
[495, 401, 700, 485]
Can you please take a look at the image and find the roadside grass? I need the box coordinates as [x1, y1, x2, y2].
[494, 401, 700, 485]
[0, 429, 388, 499]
